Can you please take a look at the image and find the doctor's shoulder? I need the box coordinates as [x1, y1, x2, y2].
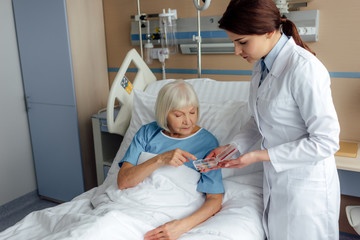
[288, 51, 331, 95]
[288, 45, 328, 76]
[291, 44, 327, 72]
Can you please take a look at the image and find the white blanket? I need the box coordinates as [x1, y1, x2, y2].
[0, 152, 265, 240]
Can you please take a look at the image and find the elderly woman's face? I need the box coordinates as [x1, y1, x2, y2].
[167, 105, 198, 137]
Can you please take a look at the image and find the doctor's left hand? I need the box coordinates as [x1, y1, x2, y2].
[144, 219, 185, 240]
[218, 149, 270, 169]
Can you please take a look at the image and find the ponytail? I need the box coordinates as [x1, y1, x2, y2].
[281, 17, 316, 56]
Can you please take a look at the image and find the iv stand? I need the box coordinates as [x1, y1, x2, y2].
[196, 1, 202, 78]
[193, 0, 211, 78]
[136, 0, 143, 58]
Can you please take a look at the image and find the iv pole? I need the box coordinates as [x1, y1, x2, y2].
[193, 0, 211, 78]
[136, 0, 143, 58]
[196, 2, 202, 78]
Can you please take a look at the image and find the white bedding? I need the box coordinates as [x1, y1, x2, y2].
[1, 153, 264, 240]
[0, 78, 265, 240]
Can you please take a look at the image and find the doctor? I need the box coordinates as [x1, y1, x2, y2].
[205, 0, 341, 239]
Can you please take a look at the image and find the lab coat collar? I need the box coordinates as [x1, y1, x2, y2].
[255, 38, 297, 96]
[264, 33, 289, 72]
[269, 37, 297, 79]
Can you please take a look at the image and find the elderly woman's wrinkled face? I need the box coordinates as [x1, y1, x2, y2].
[167, 105, 198, 138]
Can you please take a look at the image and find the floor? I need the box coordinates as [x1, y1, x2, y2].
[0, 191, 360, 239]
[0, 191, 58, 232]
[341, 232, 360, 240]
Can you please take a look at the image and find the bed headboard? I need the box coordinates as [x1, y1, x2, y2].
[107, 49, 157, 135]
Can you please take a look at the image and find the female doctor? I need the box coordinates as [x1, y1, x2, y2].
[205, 0, 341, 239]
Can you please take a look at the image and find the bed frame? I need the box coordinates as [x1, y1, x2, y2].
[107, 49, 157, 135]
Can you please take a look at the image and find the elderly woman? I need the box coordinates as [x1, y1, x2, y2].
[117, 80, 224, 240]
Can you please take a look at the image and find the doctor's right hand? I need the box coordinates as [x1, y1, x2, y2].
[218, 149, 270, 169]
[200, 145, 228, 172]
[205, 145, 228, 159]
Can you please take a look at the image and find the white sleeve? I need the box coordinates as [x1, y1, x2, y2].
[231, 116, 262, 154]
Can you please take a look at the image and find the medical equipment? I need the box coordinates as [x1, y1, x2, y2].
[144, 20, 154, 64]
[274, 0, 289, 14]
[157, 8, 178, 79]
[159, 9, 178, 54]
[131, 1, 319, 58]
[193, 144, 239, 171]
[132, 6, 178, 79]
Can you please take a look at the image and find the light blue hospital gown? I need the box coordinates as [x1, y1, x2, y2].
[119, 121, 224, 194]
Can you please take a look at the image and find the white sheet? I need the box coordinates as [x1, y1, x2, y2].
[0, 153, 264, 240]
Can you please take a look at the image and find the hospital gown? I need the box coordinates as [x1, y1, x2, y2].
[119, 121, 224, 194]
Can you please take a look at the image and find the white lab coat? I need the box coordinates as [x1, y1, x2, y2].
[231, 38, 341, 240]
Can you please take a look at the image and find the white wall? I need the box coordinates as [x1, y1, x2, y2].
[0, 0, 37, 206]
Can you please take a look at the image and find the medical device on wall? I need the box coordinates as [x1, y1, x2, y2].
[275, 0, 314, 13]
[143, 20, 154, 65]
[283, 9, 319, 42]
[157, 9, 178, 79]
[130, 0, 318, 77]
[273, 0, 318, 42]
[132, 4, 178, 79]
[159, 9, 178, 54]
[131, 11, 319, 52]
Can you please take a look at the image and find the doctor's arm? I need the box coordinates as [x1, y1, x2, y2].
[144, 193, 223, 240]
[203, 117, 265, 171]
[231, 116, 262, 154]
[218, 149, 270, 169]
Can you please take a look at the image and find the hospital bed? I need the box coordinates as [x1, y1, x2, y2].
[0, 49, 265, 240]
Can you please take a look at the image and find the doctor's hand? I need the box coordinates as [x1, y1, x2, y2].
[144, 219, 185, 240]
[157, 149, 196, 168]
[218, 149, 270, 169]
[200, 145, 229, 173]
[205, 145, 228, 159]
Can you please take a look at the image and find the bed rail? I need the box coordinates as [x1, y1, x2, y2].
[107, 49, 157, 135]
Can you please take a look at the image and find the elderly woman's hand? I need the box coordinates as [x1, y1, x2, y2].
[158, 149, 196, 167]
[144, 219, 185, 240]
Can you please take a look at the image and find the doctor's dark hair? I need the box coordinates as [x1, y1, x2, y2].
[155, 80, 199, 132]
[218, 0, 315, 55]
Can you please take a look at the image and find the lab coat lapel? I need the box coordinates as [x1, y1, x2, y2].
[251, 61, 262, 129]
[255, 38, 297, 102]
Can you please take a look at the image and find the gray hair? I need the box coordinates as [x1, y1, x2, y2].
[155, 80, 199, 132]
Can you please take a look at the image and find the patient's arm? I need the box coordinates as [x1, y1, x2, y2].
[117, 149, 196, 189]
[144, 193, 223, 240]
